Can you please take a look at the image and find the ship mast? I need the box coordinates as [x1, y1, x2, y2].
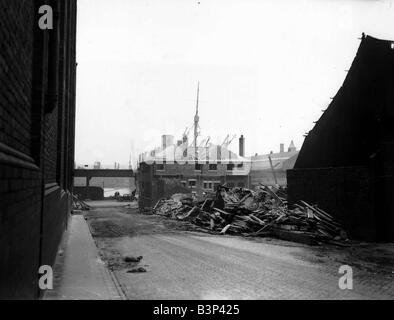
[194, 82, 200, 161]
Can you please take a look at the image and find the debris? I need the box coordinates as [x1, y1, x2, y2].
[124, 256, 143, 263]
[220, 224, 232, 234]
[127, 267, 147, 273]
[152, 185, 348, 246]
[72, 195, 91, 211]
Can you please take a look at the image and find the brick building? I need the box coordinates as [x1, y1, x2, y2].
[0, 0, 77, 299]
[137, 136, 251, 209]
[250, 142, 298, 187]
[287, 35, 394, 242]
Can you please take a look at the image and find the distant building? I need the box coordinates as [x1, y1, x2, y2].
[250, 142, 298, 187]
[137, 137, 251, 209]
[137, 137, 299, 208]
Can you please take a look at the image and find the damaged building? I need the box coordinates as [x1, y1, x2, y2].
[287, 35, 394, 242]
[137, 135, 251, 210]
[137, 86, 252, 209]
[250, 141, 298, 187]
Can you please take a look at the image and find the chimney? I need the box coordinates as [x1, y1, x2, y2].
[162, 135, 174, 150]
[280, 143, 285, 153]
[239, 135, 245, 157]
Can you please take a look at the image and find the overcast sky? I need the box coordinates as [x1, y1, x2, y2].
[75, 0, 394, 168]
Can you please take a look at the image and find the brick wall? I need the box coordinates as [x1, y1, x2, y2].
[0, 0, 77, 299]
[137, 162, 250, 208]
[0, 0, 35, 155]
[249, 170, 287, 187]
[74, 186, 105, 201]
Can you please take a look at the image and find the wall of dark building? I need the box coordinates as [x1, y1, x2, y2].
[0, 0, 77, 299]
[288, 167, 377, 240]
[287, 35, 394, 242]
[137, 163, 155, 210]
[74, 186, 104, 201]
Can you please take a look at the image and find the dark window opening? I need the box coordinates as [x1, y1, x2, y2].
[203, 182, 214, 190]
[213, 182, 221, 190]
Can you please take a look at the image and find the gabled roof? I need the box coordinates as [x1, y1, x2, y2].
[295, 34, 394, 169]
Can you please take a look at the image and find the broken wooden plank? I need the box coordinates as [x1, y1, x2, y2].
[220, 224, 232, 234]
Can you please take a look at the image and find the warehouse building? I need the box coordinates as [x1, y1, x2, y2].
[288, 35, 394, 242]
[137, 135, 251, 209]
[0, 0, 77, 299]
[250, 141, 298, 187]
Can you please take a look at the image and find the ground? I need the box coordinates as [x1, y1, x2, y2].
[84, 201, 394, 300]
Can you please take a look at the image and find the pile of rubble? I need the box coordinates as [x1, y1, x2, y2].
[72, 195, 91, 211]
[153, 186, 348, 246]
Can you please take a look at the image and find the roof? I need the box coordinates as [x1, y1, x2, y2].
[251, 151, 299, 171]
[295, 34, 394, 169]
[288, 140, 296, 151]
[140, 143, 249, 164]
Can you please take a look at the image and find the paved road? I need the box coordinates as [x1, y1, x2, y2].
[85, 205, 394, 300]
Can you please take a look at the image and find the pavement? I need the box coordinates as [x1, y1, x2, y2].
[43, 214, 124, 300]
[84, 204, 394, 300]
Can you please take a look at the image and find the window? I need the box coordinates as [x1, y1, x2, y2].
[227, 163, 235, 171]
[188, 180, 197, 188]
[209, 164, 217, 171]
[195, 163, 202, 171]
[203, 181, 214, 190]
[181, 181, 187, 188]
[237, 163, 244, 169]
